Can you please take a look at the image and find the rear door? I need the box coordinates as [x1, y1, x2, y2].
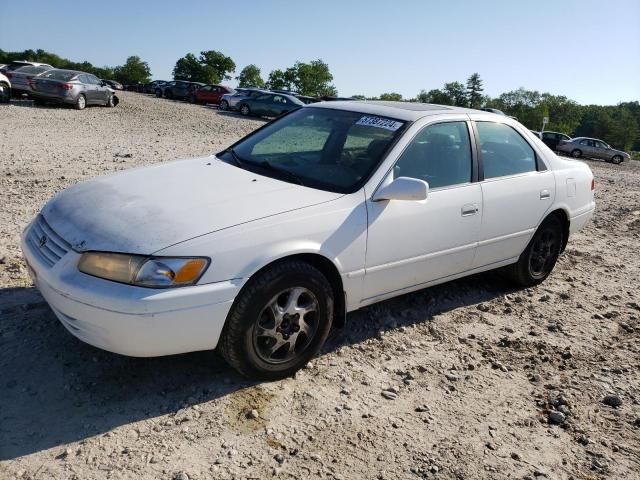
[78, 75, 97, 103]
[593, 140, 609, 160]
[472, 120, 555, 268]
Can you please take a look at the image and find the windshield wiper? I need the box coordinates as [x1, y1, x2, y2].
[257, 160, 306, 187]
[223, 147, 245, 168]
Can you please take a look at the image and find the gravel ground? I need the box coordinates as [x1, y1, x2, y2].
[0, 92, 639, 480]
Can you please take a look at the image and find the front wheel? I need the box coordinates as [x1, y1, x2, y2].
[106, 94, 117, 107]
[611, 155, 623, 165]
[508, 215, 563, 287]
[239, 104, 251, 116]
[74, 94, 86, 110]
[0, 83, 10, 103]
[219, 100, 228, 110]
[218, 260, 334, 380]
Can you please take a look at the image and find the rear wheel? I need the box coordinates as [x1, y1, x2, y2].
[218, 260, 334, 380]
[239, 104, 251, 116]
[219, 100, 229, 111]
[571, 149, 582, 158]
[508, 215, 563, 287]
[611, 155, 623, 165]
[74, 94, 86, 110]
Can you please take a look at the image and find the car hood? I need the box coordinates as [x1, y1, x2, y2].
[42, 157, 342, 254]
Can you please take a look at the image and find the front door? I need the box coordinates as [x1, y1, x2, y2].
[472, 121, 555, 267]
[363, 120, 482, 302]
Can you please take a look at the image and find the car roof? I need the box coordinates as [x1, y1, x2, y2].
[308, 100, 477, 121]
[46, 68, 84, 75]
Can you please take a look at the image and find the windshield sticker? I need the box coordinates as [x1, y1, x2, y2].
[356, 116, 404, 131]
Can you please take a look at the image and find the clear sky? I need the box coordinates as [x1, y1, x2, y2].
[1, 0, 639, 105]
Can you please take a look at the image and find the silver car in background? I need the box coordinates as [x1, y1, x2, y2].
[556, 137, 629, 164]
[4, 65, 53, 95]
[30, 69, 118, 110]
[219, 88, 269, 111]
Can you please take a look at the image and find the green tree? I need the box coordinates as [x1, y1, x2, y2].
[466, 73, 484, 108]
[379, 92, 403, 101]
[417, 88, 452, 105]
[236, 64, 264, 88]
[173, 50, 235, 84]
[266, 59, 337, 96]
[294, 59, 337, 96]
[266, 67, 297, 91]
[350, 94, 367, 100]
[112, 56, 151, 84]
[443, 82, 467, 106]
[172, 53, 204, 82]
[198, 50, 235, 83]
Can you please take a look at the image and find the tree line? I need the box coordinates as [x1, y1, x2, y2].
[359, 73, 639, 152]
[0, 49, 152, 86]
[2, 49, 637, 151]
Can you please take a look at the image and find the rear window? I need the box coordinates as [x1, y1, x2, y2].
[15, 66, 50, 75]
[39, 70, 77, 81]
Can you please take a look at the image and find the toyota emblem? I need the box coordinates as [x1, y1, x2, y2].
[38, 235, 47, 248]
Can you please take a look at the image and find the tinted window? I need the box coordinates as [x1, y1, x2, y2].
[393, 122, 472, 189]
[476, 122, 536, 179]
[227, 108, 406, 193]
[40, 70, 76, 81]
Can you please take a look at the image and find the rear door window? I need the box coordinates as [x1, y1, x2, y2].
[476, 122, 537, 179]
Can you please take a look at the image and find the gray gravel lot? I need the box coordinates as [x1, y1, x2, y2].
[1, 92, 639, 479]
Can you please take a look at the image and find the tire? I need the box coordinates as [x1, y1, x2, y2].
[155, 89, 162, 98]
[508, 215, 563, 287]
[239, 104, 251, 116]
[189, 94, 197, 104]
[611, 155, 623, 165]
[165, 90, 172, 100]
[218, 260, 334, 380]
[106, 94, 116, 107]
[74, 94, 86, 110]
[219, 100, 228, 111]
[0, 83, 10, 103]
[571, 149, 582, 158]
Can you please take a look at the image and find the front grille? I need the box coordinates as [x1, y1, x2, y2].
[26, 215, 71, 267]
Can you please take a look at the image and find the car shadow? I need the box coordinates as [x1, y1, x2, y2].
[0, 270, 515, 460]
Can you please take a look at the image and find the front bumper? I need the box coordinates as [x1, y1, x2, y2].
[21, 220, 240, 357]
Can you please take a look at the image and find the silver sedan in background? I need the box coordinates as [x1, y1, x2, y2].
[4, 65, 53, 95]
[30, 69, 118, 110]
[556, 137, 629, 164]
[219, 88, 269, 111]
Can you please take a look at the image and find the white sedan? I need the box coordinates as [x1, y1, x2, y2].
[21, 101, 595, 379]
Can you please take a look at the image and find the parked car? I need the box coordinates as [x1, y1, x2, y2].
[144, 80, 167, 94]
[219, 88, 269, 111]
[556, 137, 629, 164]
[194, 84, 234, 105]
[102, 79, 123, 90]
[21, 102, 595, 380]
[540, 131, 571, 151]
[163, 81, 204, 101]
[0, 60, 54, 73]
[30, 69, 118, 110]
[238, 93, 304, 117]
[125, 83, 145, 93]
[0, 72, 11, 103]
[5, 65, 53, 95]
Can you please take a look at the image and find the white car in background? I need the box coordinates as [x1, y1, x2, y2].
[3, 64, 53, 95]
[0, 71, 11, 103]
[21, 101, 595, 380]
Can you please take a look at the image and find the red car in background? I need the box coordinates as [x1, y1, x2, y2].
[194, 84, 234, 105]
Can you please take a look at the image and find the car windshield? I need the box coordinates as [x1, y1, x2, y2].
[220, 107, 407, 193]
[39, 70, 77, 81]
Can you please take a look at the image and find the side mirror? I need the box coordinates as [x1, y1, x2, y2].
[372, 176, 429, 202]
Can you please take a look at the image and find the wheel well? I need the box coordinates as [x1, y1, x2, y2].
[251, 254, 346, 328]
[548, 209, 570, 253]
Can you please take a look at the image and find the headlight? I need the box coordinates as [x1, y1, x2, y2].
[78, 252, 209, 288]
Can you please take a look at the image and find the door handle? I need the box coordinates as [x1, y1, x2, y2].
[540, 190, 551, 200]
[461, 204, 479, 216]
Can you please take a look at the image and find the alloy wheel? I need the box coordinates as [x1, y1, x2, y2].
[529, 229, 559, 278]
[252, 287, 319, 364]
